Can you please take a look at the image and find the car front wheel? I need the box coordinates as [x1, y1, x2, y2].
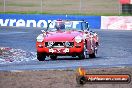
[37, 52, 46, 61]
[78, 47, 89, 60]
[50, 55, 57, 60]
[78, 53, 85, 60]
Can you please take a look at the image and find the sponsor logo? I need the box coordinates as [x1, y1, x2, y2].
[76, 67, 131, 85]
[101, 16, 132, 30]
[0, 19, 79, 28]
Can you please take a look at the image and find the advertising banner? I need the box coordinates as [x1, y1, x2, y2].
[131, 0, 132, 4]
[101, 16, 132, 30]
[0, 14, 101, 29]
[119, 0, 130, 4]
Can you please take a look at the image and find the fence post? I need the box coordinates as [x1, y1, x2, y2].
[119, 2, 121, 15]
[3, 0, 5, 13]
[41, 0, 43, 13]
[79, 0, 82, 13]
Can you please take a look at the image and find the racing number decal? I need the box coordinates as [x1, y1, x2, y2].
[49, 48, 69, 53]
[57, 49, 61, 53]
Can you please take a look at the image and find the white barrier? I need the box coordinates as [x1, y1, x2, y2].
[101, 16, 132, 30]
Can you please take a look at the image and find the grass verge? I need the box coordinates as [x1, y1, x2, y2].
[0, 11, 132, 16]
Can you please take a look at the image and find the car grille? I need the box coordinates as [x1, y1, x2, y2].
[45, 42, 74, 48]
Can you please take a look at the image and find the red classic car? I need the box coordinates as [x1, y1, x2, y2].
[36, 20, 99, 61]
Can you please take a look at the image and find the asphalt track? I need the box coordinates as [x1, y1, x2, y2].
[0, 27, 132, 71]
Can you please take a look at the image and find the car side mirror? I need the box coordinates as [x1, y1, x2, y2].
[41, 30, 45, 33]
[41, 30, 47, 36]
[45, 21, 52, 31]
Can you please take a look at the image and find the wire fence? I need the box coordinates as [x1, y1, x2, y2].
[0, 0, 123, 15]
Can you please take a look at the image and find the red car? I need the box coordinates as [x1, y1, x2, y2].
[36, 20, 99, 61]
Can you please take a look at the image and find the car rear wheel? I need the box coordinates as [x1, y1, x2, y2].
[89, 53, 96, 58]
[89, 47, 97, 58]
[37, 52, 46, 61]
[50, 55, 57, 60]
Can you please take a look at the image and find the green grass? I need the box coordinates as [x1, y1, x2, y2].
[0, 2, 78, 7]
[0, 0, 126, 16]
[0, 11, 131, 16]
[0, 2, 3, 6]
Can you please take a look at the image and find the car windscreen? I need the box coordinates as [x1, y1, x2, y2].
[48, 21, 85, 31]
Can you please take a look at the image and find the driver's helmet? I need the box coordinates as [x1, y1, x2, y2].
[55, 20, 65, 30]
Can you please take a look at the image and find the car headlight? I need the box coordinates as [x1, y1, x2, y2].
[48, 41, 54, 47]
[75, 36, 82, 43]
[36, 34, 44, 42]
[65, 41, 70, 47]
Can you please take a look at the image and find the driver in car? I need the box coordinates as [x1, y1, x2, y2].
[55, 20, 65, 30]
